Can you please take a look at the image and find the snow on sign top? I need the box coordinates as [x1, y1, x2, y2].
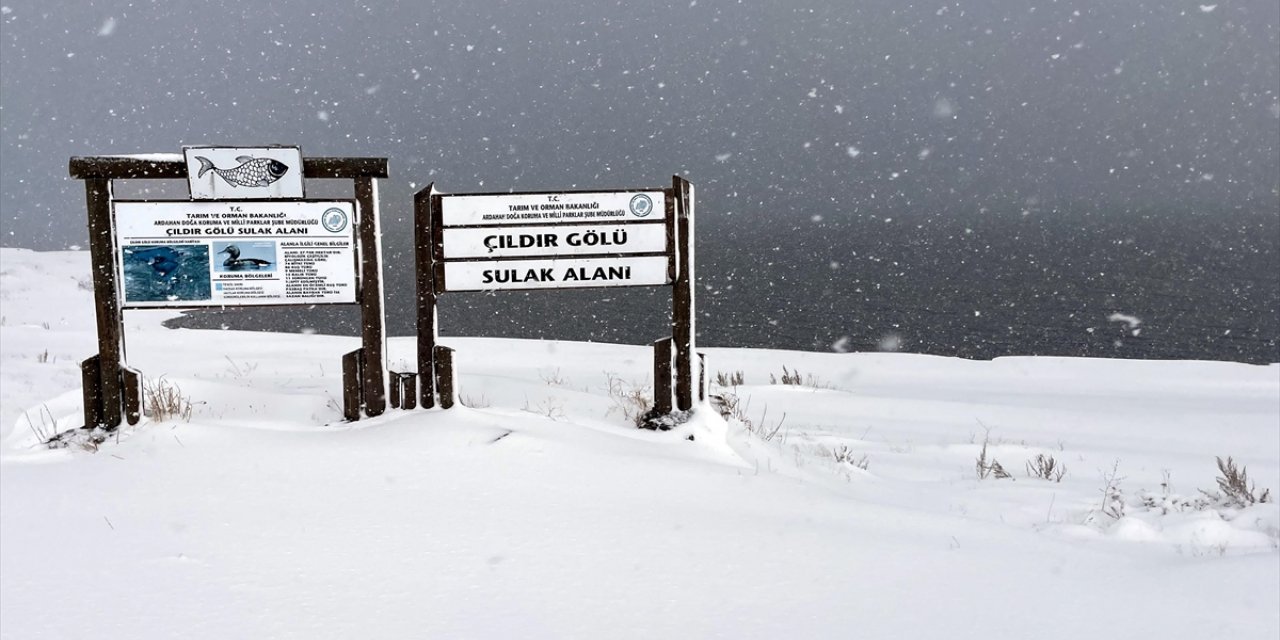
[440, 190, 667, 227]
[183, 146, 305, 200]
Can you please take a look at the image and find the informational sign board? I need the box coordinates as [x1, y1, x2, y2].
[440, 190, 666, 226]
[435, 189, 671, 292]
[113, 200, 357, 308]
[183, 146, 305, 200]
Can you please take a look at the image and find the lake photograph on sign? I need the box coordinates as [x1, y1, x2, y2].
[120, 244, 211, 304]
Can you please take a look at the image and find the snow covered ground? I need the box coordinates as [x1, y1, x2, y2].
[2, 247, 1277, 639]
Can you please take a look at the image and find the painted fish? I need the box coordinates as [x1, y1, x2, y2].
[195, 155, 290, 188]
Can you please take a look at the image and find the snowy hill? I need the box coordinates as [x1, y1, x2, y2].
[1, 247, 1277, 639]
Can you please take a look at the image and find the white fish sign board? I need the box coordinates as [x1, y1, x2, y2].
[440, 190, 666, 227]
[183, 146, 305, 200]
[442, 255, 671, 292]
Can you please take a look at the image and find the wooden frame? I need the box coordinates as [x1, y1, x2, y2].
[413, 177, 698, 413]
[70, 154, 390, 428]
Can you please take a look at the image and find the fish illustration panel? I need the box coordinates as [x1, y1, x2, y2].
[183, 146, 305, 200]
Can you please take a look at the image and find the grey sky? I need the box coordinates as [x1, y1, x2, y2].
[1, 0, 1277, 251]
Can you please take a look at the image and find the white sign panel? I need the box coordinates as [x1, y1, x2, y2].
[443, 255, 670, 292]
[441, 223, 667, 259]
[183, 146, 305, 200]
[440, 191, 666, 227]
[113, 200, 357, 308]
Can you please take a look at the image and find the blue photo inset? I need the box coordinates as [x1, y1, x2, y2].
[121, 244, 212, 303]
[213, 241, 276, 272]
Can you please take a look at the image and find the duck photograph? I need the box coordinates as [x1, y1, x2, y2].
[213, 241, 276, 272]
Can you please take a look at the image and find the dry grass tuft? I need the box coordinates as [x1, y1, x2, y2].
[1209, 456, 1271, 507]
[604, 373, 652, 427]
[832, 444, 870, 470]
[144, 377, 193, 422]
[1026, 454, 1066, 482]
[975, 438, 1011, 480]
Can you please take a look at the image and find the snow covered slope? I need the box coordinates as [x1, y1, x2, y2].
[2, 248, 1277, 639]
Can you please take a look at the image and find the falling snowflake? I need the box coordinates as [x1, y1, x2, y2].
[933, 98, 955, 118]
[1108, 312, 1144, 336]
[1107, 312, 1141, 328]
[877, 334, 903, 352]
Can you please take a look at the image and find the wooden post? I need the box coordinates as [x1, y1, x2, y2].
[342, 349, 362, 421]
[653, 337, 673, 414]
[389, 371, 402, 409]
[698, 352, 707, 402]
[81, 355, 103, 429]
[122, 367, 141, 425]
[388, 372, 418, 410]
[435, 345, 456, 409]
[665, 185, 678, 285]
[673, 176, 696, 411]
[354, 176, 387, 417]
[415, 185, 438, 409]
[84, 178, 124, 429]
[400, 373, 418, 410]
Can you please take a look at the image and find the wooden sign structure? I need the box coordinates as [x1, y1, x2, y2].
[408, 176, 701, 415]
[69, 151, 390, 428]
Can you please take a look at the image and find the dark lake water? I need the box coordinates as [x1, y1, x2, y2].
[170, 207, 1280, 365]
[121, 245, 212, 304]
